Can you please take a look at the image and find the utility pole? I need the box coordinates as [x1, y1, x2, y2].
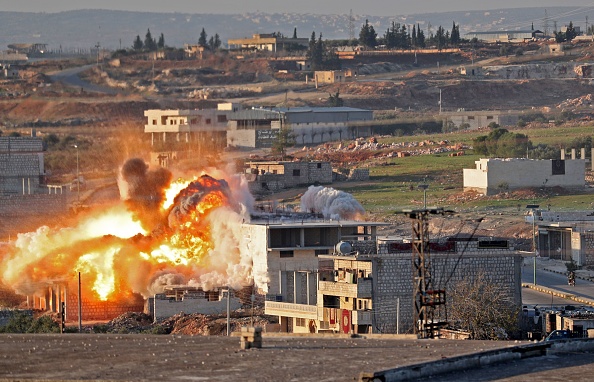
[400, 208, 450, 338]
[348, 9, 355, 42]
[95, 42, 101, 68]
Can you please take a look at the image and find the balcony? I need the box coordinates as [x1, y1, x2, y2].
[352, 310, 373, 325]
[265, 301, 318, 319]
[318, 279, 372, 298]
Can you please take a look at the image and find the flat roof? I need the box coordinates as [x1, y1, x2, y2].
[246, 217, 390, 228]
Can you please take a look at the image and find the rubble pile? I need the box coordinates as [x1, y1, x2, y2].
[307, 138, 468, 166]
[557, 94, 594, 108]
[88, 309, 275, 335]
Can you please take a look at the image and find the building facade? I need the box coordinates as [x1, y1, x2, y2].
[227, 107, 373, 148]
[264, 235, 522, 334]
[245, 161, 333, 194]
[464, 158, 585, 195]
[228, 34, 309, 52]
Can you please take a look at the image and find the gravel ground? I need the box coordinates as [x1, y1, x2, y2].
[0, 334, 516, 381]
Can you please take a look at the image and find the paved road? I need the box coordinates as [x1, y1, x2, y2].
[49, 64, 120, 94]
[522, 265, 594, 302]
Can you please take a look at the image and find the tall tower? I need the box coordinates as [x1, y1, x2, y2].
[348, 9, 355, 41]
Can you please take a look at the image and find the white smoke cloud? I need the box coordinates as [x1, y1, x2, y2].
[300, 185, 365, 220]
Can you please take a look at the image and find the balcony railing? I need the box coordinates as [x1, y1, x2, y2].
[318, 279, 372, 298]
[265, 301, 318, 319]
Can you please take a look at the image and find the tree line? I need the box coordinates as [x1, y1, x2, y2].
[359, 20, 462, 49]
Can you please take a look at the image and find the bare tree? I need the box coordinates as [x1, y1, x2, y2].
[448, 270, 520, 340]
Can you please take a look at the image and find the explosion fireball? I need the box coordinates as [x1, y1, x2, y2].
[0, 158, 255, 304]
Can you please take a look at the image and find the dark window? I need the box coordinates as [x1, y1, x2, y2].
[317, 163, 322, 168]
[280, 250, 294, 258]
[206, 118, 211, 124]
[293, 169, 301, 176]
[552, 159, 565, 175]
[217, 115, 227, 123]
[486, 116, 494, 120]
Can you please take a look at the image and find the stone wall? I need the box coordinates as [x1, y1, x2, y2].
[0, 136, 45, 194]
[372, 252, 522, 334]
[348, 168, 369, 181]
[151, 294, 242, 321]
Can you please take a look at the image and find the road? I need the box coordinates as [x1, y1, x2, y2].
[522, 265, 594, 302]
[48, 64, 120, 94]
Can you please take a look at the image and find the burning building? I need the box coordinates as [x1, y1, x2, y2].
[0, 158, 256, 321]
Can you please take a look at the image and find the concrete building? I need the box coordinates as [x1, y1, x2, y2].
[463, 158, 585, 195]
[0, 136, 67, 239]
[226, 107, 373, 148]
[228, 34, 308, 52]
[446, 111, 520, 130]
[148, 286, 242, 321]
[529, 210, 594, 265]
[465, 30, 542, 43]
[245, 161, 332, 194]
[144, 103, 241, 166]
[314, 70, 346, 84]
[263, 233, 522, 334]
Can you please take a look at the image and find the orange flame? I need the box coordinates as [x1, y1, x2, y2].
[1, 172, 242, 303]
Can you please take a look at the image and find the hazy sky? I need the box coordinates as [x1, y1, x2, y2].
[3, 1, 594, 15]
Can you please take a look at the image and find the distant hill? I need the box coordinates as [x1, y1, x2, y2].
[0, 7, 587, 52]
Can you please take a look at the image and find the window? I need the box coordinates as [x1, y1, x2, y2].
[152, 119, 157, 125]
[293, 169, 301, 176]
[296, 318, 306, 327]
[486, 116, 494, 120]
[280, 250, 294, 258]
[217, 115, 227, 123]
[468, 116, 475, 120]
[315, 249, 329, 256]
[272, 170, 277, 174]
[206, 119, 211, 124]
[317, 163, 322, 168]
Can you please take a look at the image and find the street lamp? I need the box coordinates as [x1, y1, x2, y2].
[73, 145, 80, 203]
[526, 204, 540, 285]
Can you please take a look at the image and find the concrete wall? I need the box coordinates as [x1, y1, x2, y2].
[247, 161, 333, 193]
[447, 112, 519, 130]
[464, 158, 585, 195]
[152, 294, 242, 321]
[372, 251, 522, 334]
[483, 63, 592, 79]
[0, 137, 45, 194]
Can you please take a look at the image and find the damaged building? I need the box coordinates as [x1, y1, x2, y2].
[244, 161, 333, 194]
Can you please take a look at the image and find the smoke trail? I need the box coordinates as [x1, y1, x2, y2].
[300, 185, 365, 220]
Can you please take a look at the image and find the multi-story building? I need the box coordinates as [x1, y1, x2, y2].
[144, 103, 241, 166]
[263, 233, 523, 334]
[227, 106, 373, 148]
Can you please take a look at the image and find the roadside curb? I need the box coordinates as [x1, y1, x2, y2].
[359, 339, 594, 382]
[522, 283, 594, 307]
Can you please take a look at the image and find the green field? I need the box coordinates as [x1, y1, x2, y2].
[340, 124, 594, 217]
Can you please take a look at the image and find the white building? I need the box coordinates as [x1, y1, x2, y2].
[227, 107, 373, 148]
[463, 158, 585, 195]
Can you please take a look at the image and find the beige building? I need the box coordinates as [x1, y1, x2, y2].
[245, 161, 332, 194]
[144, 103, 242, 166]
[446, 111, 520, 130]
[463, 158, 585, 195]
[228, 34, 308, 52]
[315, 70, 346, 84]
[227, 107, 373, 148]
